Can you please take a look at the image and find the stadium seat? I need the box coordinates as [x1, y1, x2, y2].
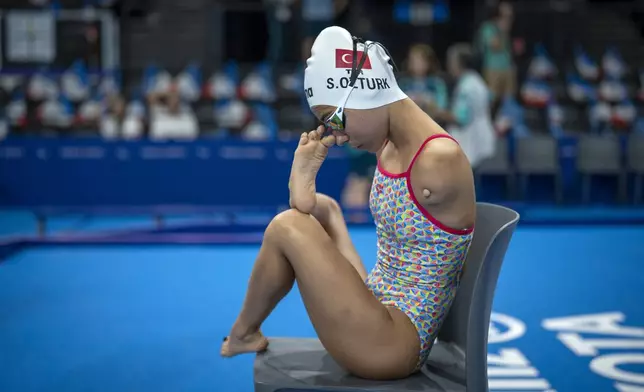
[523, 107, 548, 133]
[560, 104, 590, 134]
[254, 203, 520, 392]
[515, 135, 562, 203]
[576, 134, 626, 203]
[475, 138, 514, 199]
[627, 135, 644, 203]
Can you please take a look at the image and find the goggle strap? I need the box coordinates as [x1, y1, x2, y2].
[349, 37, 371, 87]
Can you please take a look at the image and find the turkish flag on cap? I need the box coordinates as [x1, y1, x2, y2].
[335, 49, 372, 69]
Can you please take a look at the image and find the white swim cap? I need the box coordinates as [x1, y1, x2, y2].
[304, 26, 407, 110]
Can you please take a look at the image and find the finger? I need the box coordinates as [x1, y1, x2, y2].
[333, 132, 349, 146]
[308, 130, 319, 141]
[321, 134, 336, 148]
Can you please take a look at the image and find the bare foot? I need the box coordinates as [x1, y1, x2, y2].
[289, 126, 336, 214]
[221, 331, 269, 357]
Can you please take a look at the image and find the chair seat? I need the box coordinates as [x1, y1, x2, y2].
[254, 338, 467, 392]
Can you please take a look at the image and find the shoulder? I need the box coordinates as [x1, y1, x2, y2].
[414, 136, 462, 174]
[409, 136, 469, 203]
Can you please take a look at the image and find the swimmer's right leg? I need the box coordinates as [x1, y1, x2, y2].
[222, 209, 420, 379]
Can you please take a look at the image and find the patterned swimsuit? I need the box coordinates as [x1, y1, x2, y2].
[364, 134, 474, 369]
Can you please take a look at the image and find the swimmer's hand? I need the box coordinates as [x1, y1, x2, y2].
[288, 126, 335, 214]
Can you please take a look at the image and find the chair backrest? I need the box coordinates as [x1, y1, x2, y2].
[476, 138, 511, 175]
[523, 107, 547, 133]
[628, 135, 644, 173]
[515, 135, 559, 174]
[561, 105, 589, 133]
[436, 203, 520, 390]
[577, 134, 622, 174]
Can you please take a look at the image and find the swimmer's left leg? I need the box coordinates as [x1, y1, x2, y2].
[290, 128, 368, 279]
[311, 193, 368, 279]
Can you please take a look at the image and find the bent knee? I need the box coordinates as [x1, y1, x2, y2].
[316, 193, 342, 213]
[266, 209, 324, 239]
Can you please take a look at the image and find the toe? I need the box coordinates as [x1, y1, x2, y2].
[299, 132, 308, 145]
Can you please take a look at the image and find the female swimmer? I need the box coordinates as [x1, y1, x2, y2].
[221, 26, 476, 380]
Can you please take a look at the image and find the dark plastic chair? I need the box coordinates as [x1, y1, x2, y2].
[475, 139, 514, 199]
[523, 107, 548, 134]
[254, 203, 520, 392]
[576, 134, 626, 203]
[515, 135, 563, 203]
[560, 104, 590, 134]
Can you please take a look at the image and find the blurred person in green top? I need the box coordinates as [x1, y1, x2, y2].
[476, 1, 515, 114]
[398, 44, 448, 120]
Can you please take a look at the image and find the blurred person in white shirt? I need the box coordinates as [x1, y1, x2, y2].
[436, 44, 496, 168]
[148, 88, 199, 140]
[99, 94, 144, 139]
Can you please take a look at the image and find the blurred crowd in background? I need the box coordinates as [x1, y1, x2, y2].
[0, 0, 643, 208]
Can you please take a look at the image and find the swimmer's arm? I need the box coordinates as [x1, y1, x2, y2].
[409, 138, 466, 207]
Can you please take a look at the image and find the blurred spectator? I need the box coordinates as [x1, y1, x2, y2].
[39, 93, 74, 131]
[526, 44, 557, 81]
[100, 94, 143, 139]
[300, 0, 334, 39]
[575, 46, 600, 82]
[399, 44, 448, 119]
[440, 43, 496, 168]
[475, 1, 516, 114]
[84, 25, 101, 69]
[299, 0, 349, 54]
[264, 0, 297, 68]
[148, 89, 198, 140]
[77, 92, 103, 130]
[495, 96, 530, 137]
[6, 92, 27, 131]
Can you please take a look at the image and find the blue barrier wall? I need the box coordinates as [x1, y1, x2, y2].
[0, 136, 630, 208]
[0, 138, 350, 208]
